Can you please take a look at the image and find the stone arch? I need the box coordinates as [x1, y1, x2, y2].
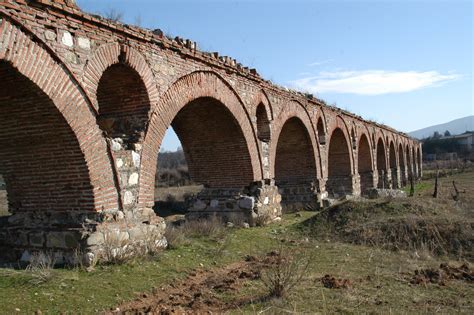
[274, 117, 318, 208]
[0, 18, 118, 213]
[82, 43, 159, 112]
[358, 133, 374, 193]
[327, 128, 353, 197]
[376, 137, 388, 188]
[138, 71, 260, 208]
[398, 142, 406, 186]
[389, 141, 398, 188]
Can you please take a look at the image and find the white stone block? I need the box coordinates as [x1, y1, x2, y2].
[77, 37, 90, 50]
[123, 191, 135, 205]
[62, 31, 73, 47]
[132, 151, 141, 167]
[128, 172, 139, 186]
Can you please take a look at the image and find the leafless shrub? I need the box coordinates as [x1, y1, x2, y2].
[261, 245, 311, 298]
[25, 252, 56, 285]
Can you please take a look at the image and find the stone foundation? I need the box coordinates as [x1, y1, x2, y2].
[0, 208, 166, 266]
[186, 180, 282, 225]
[277, 180, 320, 212]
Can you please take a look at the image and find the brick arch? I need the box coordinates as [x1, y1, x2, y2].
[389, 140, 398, 188]
[256, 103, 271, 142]
[138, 71, 261, 208]
[327, 127, 353, 197]
[406, 143, 412, 179]
[270, 100, 321, 180]
[398, 142, 407, 186]
[358, 132, 374, 193]
[274, 116, 319, 207]
[82, 43, 159, 111]
[376, 136, 388, 188]
[316, 107, 328, 141]
[252, 89, 274, 120]
[416, 146, 422, 178]
[0, 18, 119, 212]
[327, 115, 355, 174]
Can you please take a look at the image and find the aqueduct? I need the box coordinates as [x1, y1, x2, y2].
[0, 0, 422, 264]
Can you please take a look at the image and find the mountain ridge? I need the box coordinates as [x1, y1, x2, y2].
[408, 116, 474, 139]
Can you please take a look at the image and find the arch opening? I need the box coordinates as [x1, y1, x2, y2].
[376, 138, 388, 188]
[358, 134, 373, 194]
[256, 103, 271, 142]
[156, 97, 254, 191]
[398, 144, 406, 186]
[275, 117, 318, 208]
[97, 63, 151, 144]
[389, 142, 398, 188]
[0, 61, 94, 214]
[327, 128, 353, 197]
[316, 117, 326, 145]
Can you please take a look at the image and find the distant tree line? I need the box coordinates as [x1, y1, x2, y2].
[156, 148, 193, 187]
[422, 130, 469, 155]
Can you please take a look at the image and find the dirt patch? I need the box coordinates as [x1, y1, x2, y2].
[410, 263, 474, 286]
[110, 253, 280, 314]
[321, 275, 352, 289]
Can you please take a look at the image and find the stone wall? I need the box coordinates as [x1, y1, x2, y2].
[187, 180, 282, 226]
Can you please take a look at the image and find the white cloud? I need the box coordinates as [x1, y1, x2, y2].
[291, 70, 460, 95]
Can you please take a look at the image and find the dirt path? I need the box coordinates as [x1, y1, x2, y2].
[110, 254, 278, 314]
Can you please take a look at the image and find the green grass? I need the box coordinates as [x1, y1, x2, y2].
[1, 210, 472, 314]
[402, 181, 433, 194]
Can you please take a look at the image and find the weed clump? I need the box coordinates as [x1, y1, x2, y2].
[261, 245, 311, 298]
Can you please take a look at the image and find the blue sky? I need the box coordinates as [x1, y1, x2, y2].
[77, 0, 473, 151]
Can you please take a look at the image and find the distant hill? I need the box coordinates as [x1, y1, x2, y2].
[409, 116, 474, 139]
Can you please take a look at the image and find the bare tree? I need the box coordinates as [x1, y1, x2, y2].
[104, 8, 123, 22]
